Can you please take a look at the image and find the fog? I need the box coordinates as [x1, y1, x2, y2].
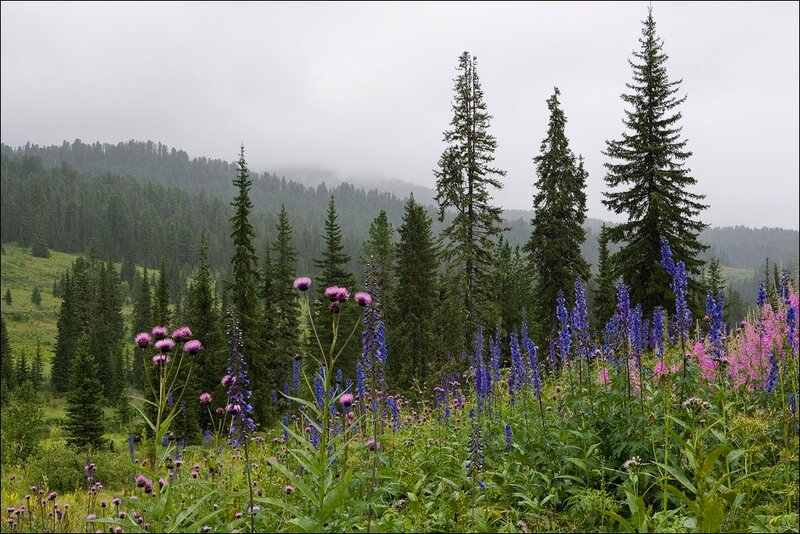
[1, 1, 798, 229]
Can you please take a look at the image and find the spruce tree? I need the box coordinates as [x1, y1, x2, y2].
[30, 340, 44, 390]
[391, 196, 439, 390]
[593, 224, 617, 330]
[0, 316, 12, 395]
[603, 7, 708, 313]
[227, 146, 267, 425]
[706, 257, 725, 294]
[313, 196, 358, 372]
[524, 87, 590, 338]
[88, 262, 125, 401]
[132, 267, 152, 390]
[265, 206, 299, 407]
[152, 259, 171, 327]
[434, 51, 506, 345]
[31, 286, 42, 306]
[52, 258, 92, 392]
[187, 234, 226, 431]
[4, 289, 11, 306]
[492, 236, 534, 344]
[361, 210, 396, 302]
[14, 352, 29, 386]
[64, 337, 105, 449]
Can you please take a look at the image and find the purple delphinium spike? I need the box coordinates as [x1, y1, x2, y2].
[572, 280, 590, 361]
[765, 349, 778, 394]
[549, 339, 557, 372]
[556, 291, 571, 368]
[757, 281, 767, 308]
[504, 423, 513, 452]
[706, 290, 725, 362]
[225, 315, 256, 449]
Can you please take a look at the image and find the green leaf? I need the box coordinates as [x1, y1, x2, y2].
[655, 461, 696, 495]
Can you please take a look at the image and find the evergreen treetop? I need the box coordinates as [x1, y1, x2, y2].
[603, 7, 708, 313]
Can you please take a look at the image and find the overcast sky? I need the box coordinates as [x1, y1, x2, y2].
[2, 1, 798, 229]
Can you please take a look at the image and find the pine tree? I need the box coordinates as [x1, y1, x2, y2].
[88, 262, 125, 401]
[391, 196, 440, 391]
[264, 206, 299, 410]
[361, 210, 396, 301]
[30, 340, 44, 390]
[64, 337, 105, 449]
[132, 267, 152, 390]
[187, 234, 226, 432]
[15, 351, 29, 386]
[434, 51, 506, 344]
[31, 220, 49, 258]
[603, 7, 708, 313]
[492, 236, 534, 343]
[593, 224, 617, 330]
[524, 87, 590, 339]
[152, 259, 171, 327]
[706, 257, 725, 294]
[31, 285, 42, 307]
[4, 289, 11, 306]
[1, 316, 12, 396]
[313, 196, 358, 372]
[51, 258, 92, 393]
[227, 146, 267, 424]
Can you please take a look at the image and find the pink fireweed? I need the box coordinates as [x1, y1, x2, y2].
[597, 366, 610, 386]
[653, 360, 680, 384]
[692, 342, 718, 382]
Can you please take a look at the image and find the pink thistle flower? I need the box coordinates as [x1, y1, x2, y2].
[354, 292, 372, 307]
[339, 393, 354, 407]
[151, 326, 168, 340]
[365, 438, 381, 451]
[151, 354, 169, 366]
[171, 326, 192, 341]
[134, 332, 152, 348]
[293, 277, 312, 291]
[183, 340, 202, 355]
[324, 286, 342, 301]
[155, 338, 175, 352]
[199, 392, 212, 405]
[86, 514, 96, 521]
[284, 485, 295, 494]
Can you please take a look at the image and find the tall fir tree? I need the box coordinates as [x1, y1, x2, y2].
[227, 146, 267, 425]
[64, 337, 106, 449]
[51, 257, 92, 392]
[361, 210, 396, 303]
[152, 259, 171, 327]
[524, 87, 590, 339]
[14, 351, 29, 386]
[4, 288, 12, 306]
[705, 257, 725, 294]
[313, 196, 358, 373]
[0, 316, 12, 396]
[187, 234, 226, 432]
[434, 51, 506, 345]
[88, 262, 126, 401]
[391, 195, 439, 391]
[264, 205, 300, 412]
[593, 224, 618, 331]
[492, 236, 534, 347]
[603, 8, 708, 313]
[132, 267, 152, 390]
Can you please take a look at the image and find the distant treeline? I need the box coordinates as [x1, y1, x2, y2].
[1, 140, 797, 304]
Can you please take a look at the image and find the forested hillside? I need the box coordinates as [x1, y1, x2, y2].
[2, 140, 797, 305]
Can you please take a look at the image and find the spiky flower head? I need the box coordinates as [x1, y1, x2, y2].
[155, 338, 175, 353]
[171, 326, 192, 341]
[151, 326, 168, 340]
[355, 292, 372, 307]
[183, 339, 202, 355]
[135, 332, 152, 348]
[293, 277, 312, 291]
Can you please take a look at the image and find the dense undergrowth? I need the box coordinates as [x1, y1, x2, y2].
[1, 254, 798, 533]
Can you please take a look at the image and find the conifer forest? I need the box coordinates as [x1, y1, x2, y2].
[1, 4, 798, 533]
